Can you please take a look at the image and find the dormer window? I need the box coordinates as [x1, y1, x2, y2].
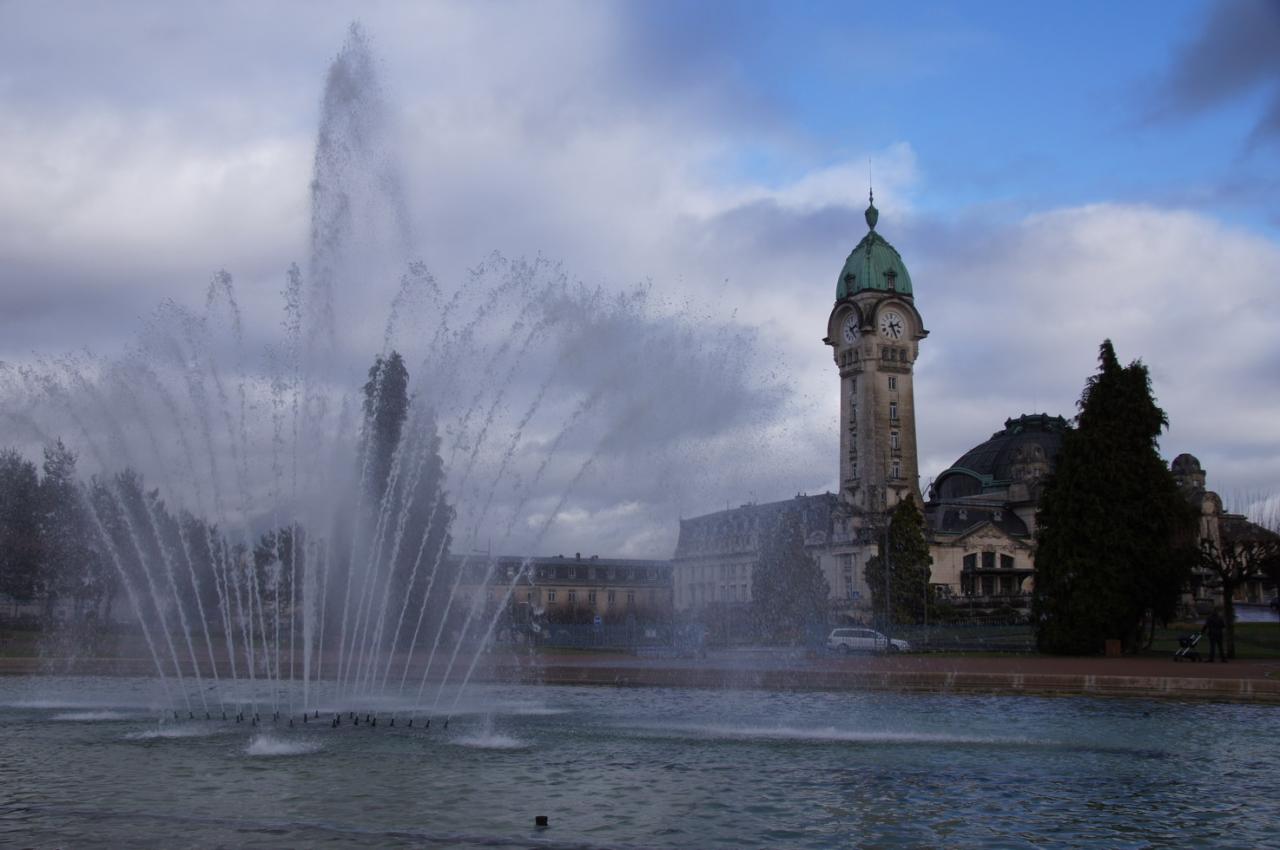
[885, 270, 897, 291]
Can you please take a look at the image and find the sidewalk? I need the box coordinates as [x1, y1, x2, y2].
[491, 650, 1280, 703]
[5, 652, 1278, 703]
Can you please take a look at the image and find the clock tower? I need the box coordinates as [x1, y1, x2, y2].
[823, 192, 927, 535]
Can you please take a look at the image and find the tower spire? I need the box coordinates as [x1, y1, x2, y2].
[865, 158, 878, 230]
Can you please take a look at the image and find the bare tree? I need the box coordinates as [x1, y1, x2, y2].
[1198, 496, 1280, 658]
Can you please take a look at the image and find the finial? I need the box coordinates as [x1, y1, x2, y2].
[865, 160, 878, 230]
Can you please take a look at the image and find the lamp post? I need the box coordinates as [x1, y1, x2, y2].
[882, 483, 892, 644]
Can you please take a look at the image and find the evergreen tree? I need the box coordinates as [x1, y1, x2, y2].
[864, 499, 933, 626]
[361, 350, 410, 505]
[0, 449, 43, 602]
[356, 350, 453, 652]
[750, 510, 829, 643]
[38, 440, 99, 621]
[1032, 340, 1198, 654]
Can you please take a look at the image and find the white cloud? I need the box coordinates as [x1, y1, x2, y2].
[1, 5, 1278, 560]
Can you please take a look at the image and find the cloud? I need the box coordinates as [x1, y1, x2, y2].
[1151, 0, 1280, 145]
[2, 4, 1279, 561]
[909, 202, 1280, 497]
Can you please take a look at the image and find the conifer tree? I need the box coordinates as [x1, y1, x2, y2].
[361, 350, 410, 505]
[0, 449, 42, 602]
[864, 499, 933, 626]
[750, 510, 829, 643]
[1032, 340, 1197, 654]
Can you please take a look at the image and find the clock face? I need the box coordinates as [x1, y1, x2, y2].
[878, 310, 905, 340]
[841, 314, 860, 344]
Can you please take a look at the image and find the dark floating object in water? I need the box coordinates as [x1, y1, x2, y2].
[222, 712, 227, 721]
[173, 711, 179, 720]
[372, 717, 377, 727]
[443, 719, 449, 730]
[188, 711, 194, 720]
[535, 816, 549, 827]
[424, 719, 429, 729]
[205, 712, 210, 721]
[289, 718, 294, 728]
[389, 718, 394, 727]
[407, 719, 413, 728]
[303, 714, 308, 724]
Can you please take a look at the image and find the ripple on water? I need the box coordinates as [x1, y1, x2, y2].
[245, 735, 322, 757]
[632, 723, 1051, 749]
[452, 733, 528, 750]
[125, 725, 223, 741]
[53, 711, 131, 722]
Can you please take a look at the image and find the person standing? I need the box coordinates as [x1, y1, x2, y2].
[1202, 608, 1227, 663]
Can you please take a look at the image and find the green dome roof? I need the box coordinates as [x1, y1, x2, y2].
[836, 195, 913, 300]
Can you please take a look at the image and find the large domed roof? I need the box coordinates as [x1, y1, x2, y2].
[836, 193, 913, 300]
[933, 414, 1069, 501]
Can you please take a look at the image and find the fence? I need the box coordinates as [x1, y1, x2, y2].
[871, 624, 1036, 653]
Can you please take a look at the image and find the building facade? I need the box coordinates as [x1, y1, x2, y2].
[671, 195, 1273, 624]
[457, 553, 673, 625]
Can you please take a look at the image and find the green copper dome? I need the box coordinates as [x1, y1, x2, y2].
[836, 194, 913, 299]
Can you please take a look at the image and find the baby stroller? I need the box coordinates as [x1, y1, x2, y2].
[1173, 632, 1201, 662]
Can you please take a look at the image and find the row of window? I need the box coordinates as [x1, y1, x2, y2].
[850, 376, 902, 393]
[528, 565, 663, 582]
[962, 552, 1016, 571]
[849, 460, 902, 480]
[537, 588, 658, 605]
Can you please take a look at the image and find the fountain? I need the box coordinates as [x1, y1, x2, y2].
[2, 23, 1277, 850]
[0, 24, 765, 724]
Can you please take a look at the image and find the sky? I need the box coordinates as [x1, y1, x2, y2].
[1, 0, 1278, 555]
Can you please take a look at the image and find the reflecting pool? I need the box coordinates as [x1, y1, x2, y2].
[1, 676, 1276, 848]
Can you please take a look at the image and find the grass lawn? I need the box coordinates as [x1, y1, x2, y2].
[1147, 621, 1280, 659]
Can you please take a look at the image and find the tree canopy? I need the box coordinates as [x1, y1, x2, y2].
[1032, 340, 1198, 654]
[864, 498, 933, 626]
[750, 509, 829, 643]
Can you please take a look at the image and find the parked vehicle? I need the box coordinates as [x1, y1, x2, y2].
[827, 628, 910, 654]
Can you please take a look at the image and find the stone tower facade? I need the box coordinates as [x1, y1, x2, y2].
[824, 194, 927, 536]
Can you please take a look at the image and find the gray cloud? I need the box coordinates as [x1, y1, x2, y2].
[1153, 0, 1280, 144]
[2, 5, 1278, 561]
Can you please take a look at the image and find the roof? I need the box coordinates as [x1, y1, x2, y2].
[674, 493, 840, 558]
[926, 504, 1031, 539]
[836, 194, 913, 299]
[932, 413, 1069, 501]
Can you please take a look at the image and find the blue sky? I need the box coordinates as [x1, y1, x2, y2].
[1, 1, 1277, 552]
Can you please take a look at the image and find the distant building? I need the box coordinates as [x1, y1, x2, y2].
[1173, 453, 1278, 612]
[455, 553, 672, 625]
[923, 413, 1067, 612]
[671, 493, 842, 613]
[670, 195, 1263, 624]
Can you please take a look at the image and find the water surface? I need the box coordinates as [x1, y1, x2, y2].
[1, 676, 1275, 848]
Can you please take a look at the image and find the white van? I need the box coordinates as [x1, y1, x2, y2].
[827, 628, 910, 654]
